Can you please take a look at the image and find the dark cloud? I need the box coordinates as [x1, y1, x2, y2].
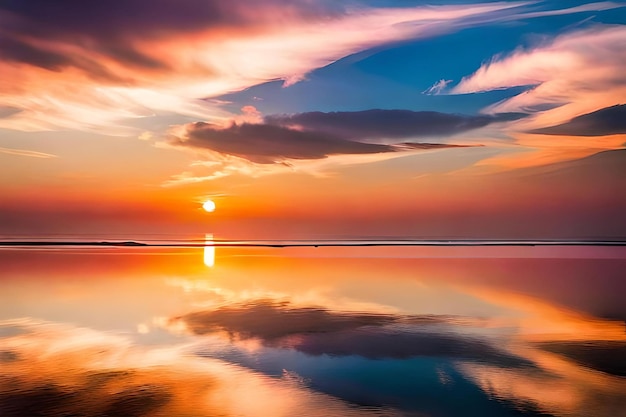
[175, 300, 532, 367]
[266, 109, 523, 141]
[531, 104, 626, 136]
[171, 121, 396, 163]
[0, 0, 343, 76]
[0, 36, 134, 82]
[1, 0, 342, 38]
[169, 109, 494, 163]
[0, 37, 73, 71]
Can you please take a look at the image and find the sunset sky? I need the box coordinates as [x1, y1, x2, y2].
[1, 0, 625, 239]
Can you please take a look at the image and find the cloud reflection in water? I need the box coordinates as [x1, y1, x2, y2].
[172, 300, 532, 367]
[165, 297, 626, 416]
[0, 319, 395, 417]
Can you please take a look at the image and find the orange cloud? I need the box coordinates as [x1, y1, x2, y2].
[0, 1, 526, 133]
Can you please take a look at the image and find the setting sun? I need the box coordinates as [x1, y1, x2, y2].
[202, 200, 216, 212]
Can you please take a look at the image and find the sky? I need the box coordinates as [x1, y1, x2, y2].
[0, 0, 625, 239]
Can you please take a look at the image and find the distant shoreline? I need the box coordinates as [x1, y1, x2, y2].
[1, 240, 625, 248]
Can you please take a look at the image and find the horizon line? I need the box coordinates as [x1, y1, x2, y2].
[1, 239, 626, 248]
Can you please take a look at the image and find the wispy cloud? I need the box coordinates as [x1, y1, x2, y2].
[0, 146, 56, 158]
[162, 148, 451, 186]
[452, 25, 626, 130]
[510, 1, 626, 19]
[0, 1, 527, 133]
[161, 155, 294, 186]
[423, 79, 453, 95]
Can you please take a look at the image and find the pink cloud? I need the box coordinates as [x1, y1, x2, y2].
[423, 79, 454, 95]
[452, 25, 626, 129]
[0, 1, 526, 133]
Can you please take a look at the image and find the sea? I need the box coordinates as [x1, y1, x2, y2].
[1, 236, 625, 416]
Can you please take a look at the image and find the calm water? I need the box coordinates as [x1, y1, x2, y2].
[1, 244, 625, 417]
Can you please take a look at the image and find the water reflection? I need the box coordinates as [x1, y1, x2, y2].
[460, 348, 626, 417]
[171, 300, 533, 366]
[1, 320, 380, 417]
[204, 233, 215, 267]
[0, 246, 625, 416]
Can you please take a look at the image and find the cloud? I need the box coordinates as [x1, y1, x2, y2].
[137, 131, 153, 141]
[169, 121, 396, 164]
[266, 109, 521, 141]
[162, 159, 282, 185]
[162, 107, 506, 182]
[530, 104, 626, 136]
[167, 108, 508, 165]
[2, 2, 624, 134]
[173, 300, 531, 366]
[508, 1, 626, 20]
[0, 1, 529, 133]
[0, 0, 341, 74]
[451, 25, 626, 131]
[161, 147, 442, 186]
[423, 79, 453, 95]
[0, 146, 56, 158]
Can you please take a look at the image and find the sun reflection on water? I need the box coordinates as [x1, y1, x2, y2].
[204, 233, 215, 267]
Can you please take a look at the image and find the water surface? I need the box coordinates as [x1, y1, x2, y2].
[1, 244, 625, 416]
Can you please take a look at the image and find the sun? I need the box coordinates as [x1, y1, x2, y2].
[202, 200, 216, 212]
